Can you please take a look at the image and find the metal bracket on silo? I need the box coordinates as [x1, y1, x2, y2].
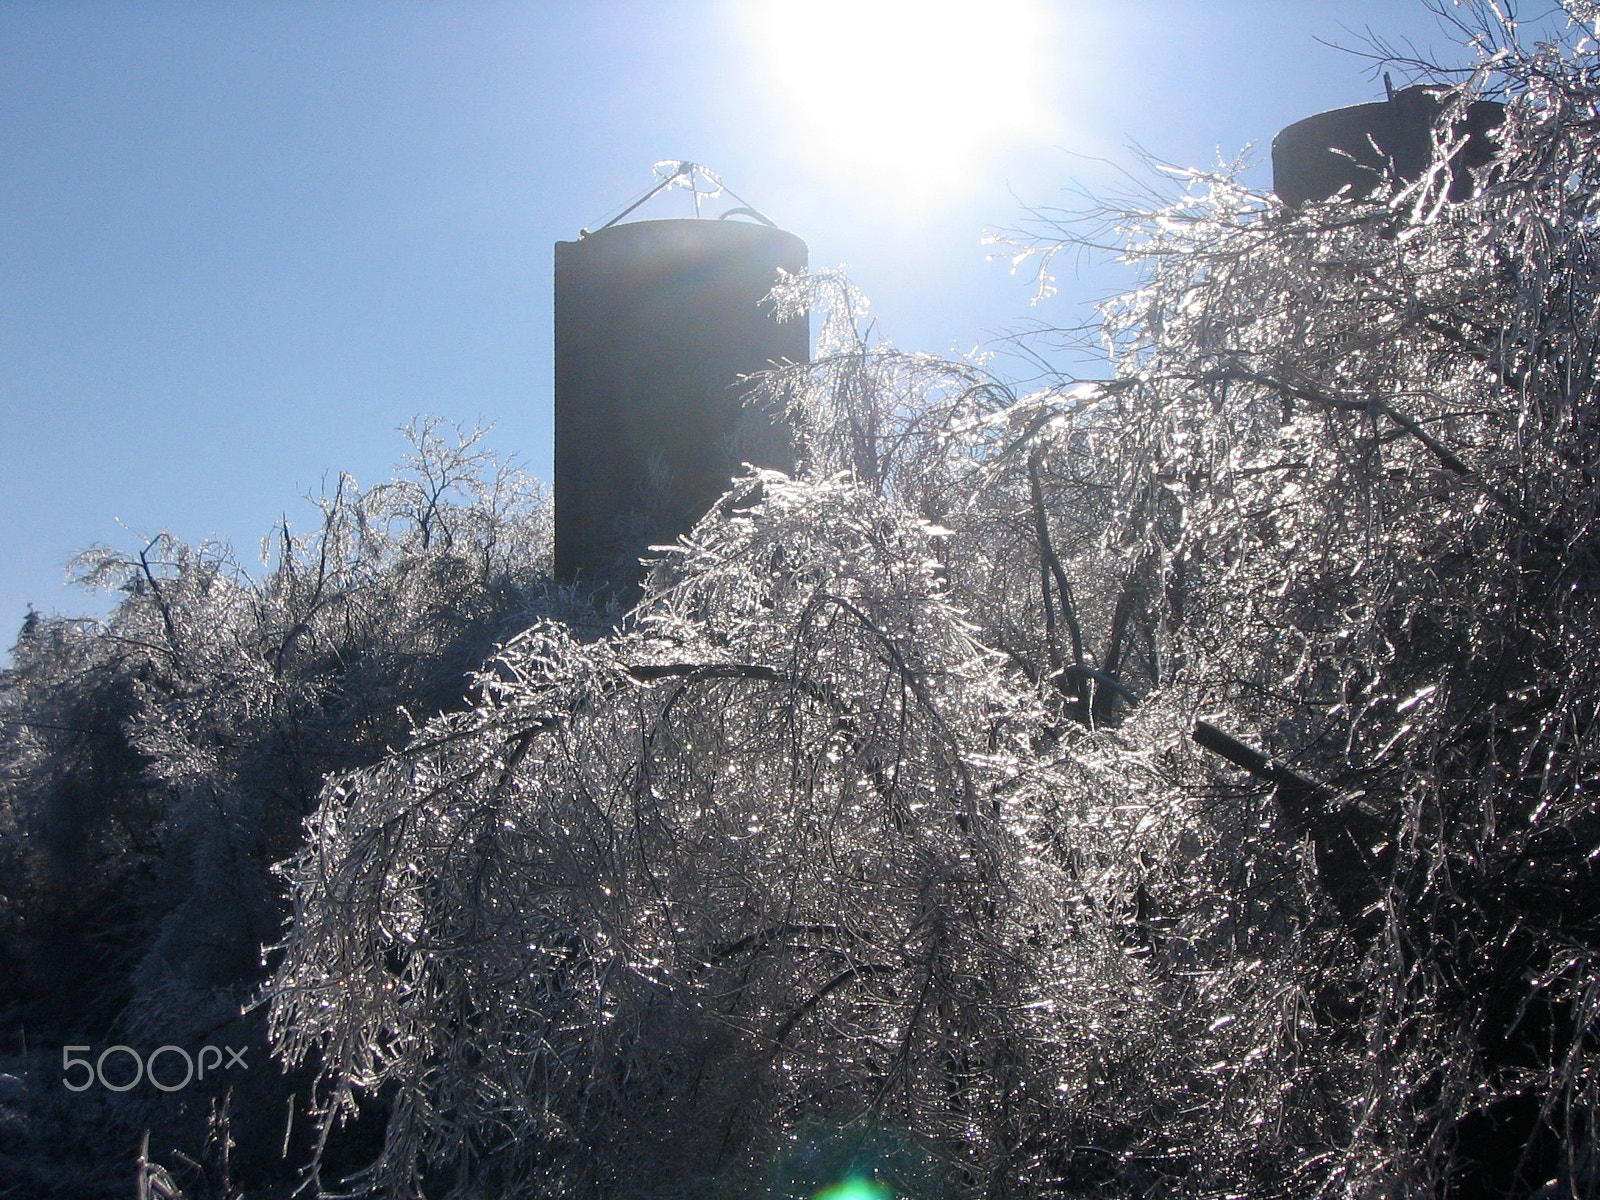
[554, 217, 808, 600]
[1272, 84, 1503, 206]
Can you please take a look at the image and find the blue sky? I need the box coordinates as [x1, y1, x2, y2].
[0, 1, 1513, 648]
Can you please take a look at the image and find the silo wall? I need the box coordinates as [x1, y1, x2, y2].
[1272, 85, 1503, 206]
[554, 218, 808, 595]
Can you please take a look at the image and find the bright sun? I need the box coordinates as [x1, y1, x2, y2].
[744, 0, 1057, 215]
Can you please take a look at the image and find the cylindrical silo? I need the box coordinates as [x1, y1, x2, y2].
[1272, 85, 1503, 207]
[554, 217, 808, 597]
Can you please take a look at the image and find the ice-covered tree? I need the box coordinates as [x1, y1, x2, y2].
[0, 419, 554, 1194]
[264, 7, 1600, 1198]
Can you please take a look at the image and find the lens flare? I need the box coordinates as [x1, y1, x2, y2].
[814, 1176, 894, 1200]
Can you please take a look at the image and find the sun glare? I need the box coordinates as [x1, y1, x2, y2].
[745, 0, 1057, 215]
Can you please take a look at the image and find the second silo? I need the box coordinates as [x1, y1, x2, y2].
[554, 216, 808, 597]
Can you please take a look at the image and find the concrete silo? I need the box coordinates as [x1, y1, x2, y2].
[1273, 83, 1503, 206]
[554, 216, 808, 598]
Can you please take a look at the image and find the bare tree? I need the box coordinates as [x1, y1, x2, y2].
[10, 3, 1600, 1196]
[0, 421, 554, 1195]
[266, 6, 1600, 1198]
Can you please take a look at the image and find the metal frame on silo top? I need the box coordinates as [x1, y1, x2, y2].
[554, 218, 807, 598]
